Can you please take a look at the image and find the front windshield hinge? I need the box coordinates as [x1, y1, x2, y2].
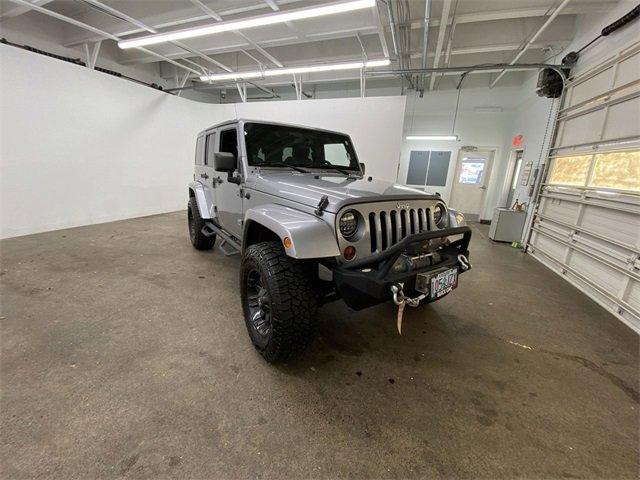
[315, 195, 329, 216]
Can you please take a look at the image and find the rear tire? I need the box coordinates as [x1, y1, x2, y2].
[188, 197, 215, 250]
[240, 241, 318, 363]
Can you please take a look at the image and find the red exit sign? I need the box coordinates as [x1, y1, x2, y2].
[512, 134, 523, 147]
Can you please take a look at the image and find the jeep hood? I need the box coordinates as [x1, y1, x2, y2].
[246, 171, 441, 213]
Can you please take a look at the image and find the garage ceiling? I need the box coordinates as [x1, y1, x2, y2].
[1, 0, 619, 91]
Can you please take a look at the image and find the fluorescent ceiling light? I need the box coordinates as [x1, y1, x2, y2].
[119, 0, 376, 49]
[199, 59, 390, 82]
[406, 135, 459, 141]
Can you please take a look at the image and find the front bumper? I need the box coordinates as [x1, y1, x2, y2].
[333, 226, 471, 310]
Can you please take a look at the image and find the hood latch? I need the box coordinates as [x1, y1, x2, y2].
[315, 195, 329, 216]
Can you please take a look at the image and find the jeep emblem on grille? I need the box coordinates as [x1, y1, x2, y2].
[396, 202, 410, 209]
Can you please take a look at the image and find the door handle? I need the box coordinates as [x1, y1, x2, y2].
[479, 185, 487, 190]
[200, 173, 209, 180]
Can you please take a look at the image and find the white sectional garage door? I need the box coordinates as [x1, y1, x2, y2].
[527, 42, 640, 333]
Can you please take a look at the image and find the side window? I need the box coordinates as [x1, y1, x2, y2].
[204, 133, 216, 166]
[195, 136, 205, 165]
[282, 146, 293, 162]
[324, 143, 351, 166]
[219, 128, 238, 159]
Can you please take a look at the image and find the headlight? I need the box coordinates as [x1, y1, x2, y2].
[433, 203, 448, 227]
[339, 210, 358, 239]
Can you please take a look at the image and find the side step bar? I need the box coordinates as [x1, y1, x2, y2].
[202, 221, 241, 255]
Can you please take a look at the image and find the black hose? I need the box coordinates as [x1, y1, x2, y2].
[601, 4, 640, 35]
[577, 4, 640, 54]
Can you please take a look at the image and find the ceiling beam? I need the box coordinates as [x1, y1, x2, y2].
[371, 1, 389, 59]
[81, 0, 233, 73]
[405, 3, 616, 29]
[263, 0, 307, 40]
[5, 0, 202, 76]
[419, 0, 431, 92]
[428, 0, 451, 91]
[490, 0, 572, 87]
[190, 0, 284, 68]
[0, 0, 53, 20]
[62, 0, 309, 47]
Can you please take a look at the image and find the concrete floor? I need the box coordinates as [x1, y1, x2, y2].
[1, 212, 638, 479]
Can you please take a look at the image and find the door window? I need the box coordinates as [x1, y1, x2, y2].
[458, 158, 486, 184]
[219, 128, 238, 159]
[204, 133, 216, 166]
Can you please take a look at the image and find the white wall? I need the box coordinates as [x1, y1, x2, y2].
[398, 88, 521, 220]
[0, 45, 406, 238]
[0, 44, 234, 239]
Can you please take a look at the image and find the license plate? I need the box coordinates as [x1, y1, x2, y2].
[416, 268, 458, 300]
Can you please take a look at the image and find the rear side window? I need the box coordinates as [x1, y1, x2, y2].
[195, 136, 205, 165]
[204, 132, 216, 166]
[219, 128, 238, 159]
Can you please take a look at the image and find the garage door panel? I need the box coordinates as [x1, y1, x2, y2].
[557, 110, 606, 147]
[532, 231, 568, 259]
[528, 41, 640, 333]
[615, 51, 640, 87]
[539, 197, 579, 222]
[602, 98, 640, 140]
[580, 207, 639, 248]
[569, 67, 615, 106]
[567, 251, 625, 296]
[626, 281, 640, 313]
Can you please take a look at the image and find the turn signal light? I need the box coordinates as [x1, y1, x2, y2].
[283, 237, 292, 249]
[343, 246, 356, 261]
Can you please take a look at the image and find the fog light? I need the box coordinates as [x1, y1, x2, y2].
[283, 237, 292, 249]
[343, 246, 356, 261]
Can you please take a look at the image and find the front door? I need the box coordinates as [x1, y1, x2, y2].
[449, 149, 494, 220]
[215, 126, 244, 238]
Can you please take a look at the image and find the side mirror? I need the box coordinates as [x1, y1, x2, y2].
[214, 152, 236, 172]
[359, 162, 366, 175]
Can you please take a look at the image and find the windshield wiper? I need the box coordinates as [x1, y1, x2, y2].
[258, 162, 310, 173]
[319, 164, 353, 176]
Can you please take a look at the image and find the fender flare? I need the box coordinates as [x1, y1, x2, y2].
[243, 204, 340, 259]
[188, 181, 215, 219]
[447, 207, 467, 227]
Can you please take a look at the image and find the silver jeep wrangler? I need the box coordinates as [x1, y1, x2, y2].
[188, 119, 471, 362]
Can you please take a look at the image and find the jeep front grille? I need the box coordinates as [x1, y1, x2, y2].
[367, 208, 431, 253]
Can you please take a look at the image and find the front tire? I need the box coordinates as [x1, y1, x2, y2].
[187, 197, 215, 250]
[240, 241, 318, 363]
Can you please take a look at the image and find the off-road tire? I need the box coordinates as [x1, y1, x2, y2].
[240, 241, 318, 363]
[188, 197, 215, 250]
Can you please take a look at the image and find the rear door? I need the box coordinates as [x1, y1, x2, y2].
[197, 131, 217, 205]
[215, 126, 243, 238]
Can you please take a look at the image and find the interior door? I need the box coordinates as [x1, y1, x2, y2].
[215, 126, 243, 238]
[449, 149, 494, 219]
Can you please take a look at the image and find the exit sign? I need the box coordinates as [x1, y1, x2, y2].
[512, 135, 523, 147]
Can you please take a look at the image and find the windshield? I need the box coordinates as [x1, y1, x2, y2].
[244, 122, 360, 171]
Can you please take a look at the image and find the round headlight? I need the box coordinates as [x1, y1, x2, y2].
[433, 203, 447, 227]
[339, 210, 359, 239]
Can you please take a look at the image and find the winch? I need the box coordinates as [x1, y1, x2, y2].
[391, 254, 471, 334]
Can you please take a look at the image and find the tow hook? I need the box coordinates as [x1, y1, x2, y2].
[390, 283, 427, 335]
[458, 254, 471, 271]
